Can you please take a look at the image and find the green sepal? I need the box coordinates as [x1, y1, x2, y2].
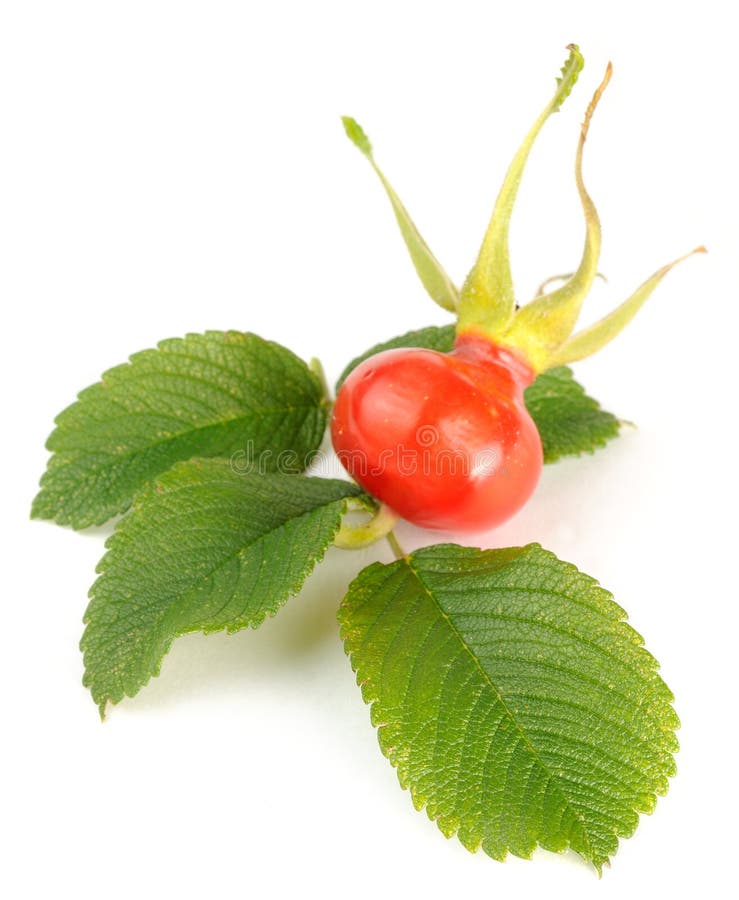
[501, 64, 610, 369]
[457, 45, 584, 337]
[549, 246, 707, 366]
[342, 116, 459, 313]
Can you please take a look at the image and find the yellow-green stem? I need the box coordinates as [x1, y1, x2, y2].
[334, 504, 400, 550]
[386, 531, 407, 560]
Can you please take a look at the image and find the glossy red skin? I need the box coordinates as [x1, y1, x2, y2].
[331, 333, 543, 532]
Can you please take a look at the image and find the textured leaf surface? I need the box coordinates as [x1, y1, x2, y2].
[339, 543, 678, 871]
[82, 462, 360, 716]
[32, 332, 328, 529]
[337, 325, 620, 461]
[523, 365, 620, 462]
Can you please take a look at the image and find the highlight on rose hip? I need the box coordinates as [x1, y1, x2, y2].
[31, 45, 701, 873]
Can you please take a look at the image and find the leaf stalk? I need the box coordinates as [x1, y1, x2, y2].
[333, 503, 399, 550]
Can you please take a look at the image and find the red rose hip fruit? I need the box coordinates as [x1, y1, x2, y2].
[331, 333, 543, 532]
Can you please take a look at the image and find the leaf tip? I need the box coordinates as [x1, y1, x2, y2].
[341, 115, 372, 157]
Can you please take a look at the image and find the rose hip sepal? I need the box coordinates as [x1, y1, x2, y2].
[338, 45, 704, 532]
[332, 333, 542, 532]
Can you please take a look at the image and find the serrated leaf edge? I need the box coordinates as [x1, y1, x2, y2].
[31, 330, 328, 529]
[83, 470, 353, 718]
[338, 543, 679, 873]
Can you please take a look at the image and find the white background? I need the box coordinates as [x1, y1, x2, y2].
[2, 1, 737, 897]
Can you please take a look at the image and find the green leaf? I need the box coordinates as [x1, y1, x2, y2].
[32, 331, 328, 529]
[339, 543, 678, 871]
[341, 116, 459, 313]
[524, 365, 620, 463]
[82, 461, 360, 717]
[336, 325, 621, 461]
